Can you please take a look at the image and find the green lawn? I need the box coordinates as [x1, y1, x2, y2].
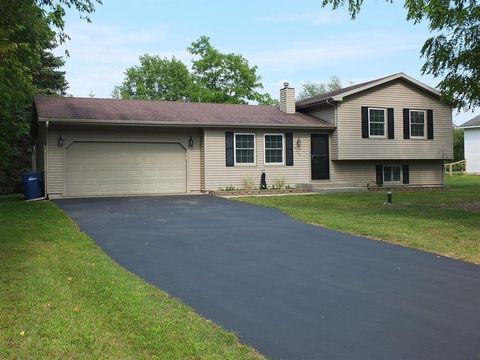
[238, 174, 480, 264]
[0, 196, 263, 359]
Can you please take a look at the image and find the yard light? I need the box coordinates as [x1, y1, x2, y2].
[188, 136, 194, 149]
[57, 135, 64, 147]
[387, 191, 393, 205]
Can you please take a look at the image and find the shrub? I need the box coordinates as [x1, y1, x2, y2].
[242, 176, 254, 190]
[274, 176, 285, 189]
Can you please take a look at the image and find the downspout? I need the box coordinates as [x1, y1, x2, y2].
[325, 99, 336, 124]
[44, 121, 49, 198]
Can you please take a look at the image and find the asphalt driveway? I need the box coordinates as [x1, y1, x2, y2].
[55, 195, 480, 360]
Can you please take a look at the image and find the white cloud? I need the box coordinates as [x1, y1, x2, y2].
[253, 10, 347, 25]
[250, 31, 421, 71]
[54, 22, 188, 98]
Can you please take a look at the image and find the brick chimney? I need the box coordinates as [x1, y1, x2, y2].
[279, 82, 295, 114]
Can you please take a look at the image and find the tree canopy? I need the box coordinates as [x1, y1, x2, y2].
[115, 36, 277, 105]
[113, 55, 193, 101]
[297, 75, 352, 100]
[453, 128, 464, 162]
[0, 0, 98, 192]
[321, 0, 480, 111]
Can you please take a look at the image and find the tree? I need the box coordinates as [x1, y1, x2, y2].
[187, 36, 267, 104]
[0, 0, 99, 192]
[453, 128, 464, 162]
[115, 36, 275, 105]
[321, 0, 480, 111]
[115, 55, 193, 101]
[33, 45, 69, 96]
[297, 75, 352, 100]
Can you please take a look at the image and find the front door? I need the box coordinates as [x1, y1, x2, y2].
[311, 134, 330, 180]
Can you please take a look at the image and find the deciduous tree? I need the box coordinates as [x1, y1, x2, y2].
[298, 75, 352, 100]
[188, 36, 267, 104]
[321, 0, 480, 110]
[114, 55, 193, 101]
[0, 0, 99, 192]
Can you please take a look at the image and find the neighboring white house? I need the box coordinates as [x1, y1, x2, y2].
[460, 115, 480, 174]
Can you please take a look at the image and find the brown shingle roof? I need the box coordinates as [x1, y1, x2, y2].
[460, 115, 480, 128]
[34, 96, 334, 129]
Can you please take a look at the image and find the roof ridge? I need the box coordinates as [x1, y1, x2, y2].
[296, 74, 396, 106]
[34, 95, 277, 108]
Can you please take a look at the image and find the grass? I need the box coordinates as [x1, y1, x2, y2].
[238, 174, 480, 264]
[0, 195, 263, 359]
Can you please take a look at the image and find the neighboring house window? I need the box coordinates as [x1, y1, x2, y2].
[369, 108, 386, 137]
[264, 134, 284, 164]
[384, 166, 401, 182]
[234, 133, 255, 164]
[410, 110, 426, 138]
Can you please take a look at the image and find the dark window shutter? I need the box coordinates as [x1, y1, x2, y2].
[403, 108, 410, 139]
[376, 165, 383, 186]
[402, 164, 410, 184]
[387, 108, 394, 139]
[225, 132, 234, 167]
[285, 133, 294, 166]
[427, 109, 434, 139]
[361, 107, 369, 138]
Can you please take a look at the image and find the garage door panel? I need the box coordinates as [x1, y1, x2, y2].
[65, 142, 186, 196]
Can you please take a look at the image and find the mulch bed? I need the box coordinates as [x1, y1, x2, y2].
[210, 188, 312, 196]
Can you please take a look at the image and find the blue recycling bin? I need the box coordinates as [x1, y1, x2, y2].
[22, 171, 44, 200]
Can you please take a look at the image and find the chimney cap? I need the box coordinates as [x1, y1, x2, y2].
[283, 82, 290, 88]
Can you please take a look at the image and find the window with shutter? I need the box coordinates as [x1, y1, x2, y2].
[234, 133, 256, 165]
[264, 134, 284, 165]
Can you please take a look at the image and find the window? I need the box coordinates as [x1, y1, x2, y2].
[384, 166, 401, 182]
[234, 133, 255, 164]
[410, 110, 426, 138]
[264, 134, 284, 164]
[369, 108, 386, 137]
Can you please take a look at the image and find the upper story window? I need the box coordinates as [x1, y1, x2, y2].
[384, 166, 401, 182]
[410, 110, 426, 138]
[264, 134, 284, 164]
[234, 133, 255, 164]
[369, 108, 386, 137]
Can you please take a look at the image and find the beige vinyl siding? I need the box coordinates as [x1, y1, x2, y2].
[204, 129, 316, 190]
[200, 129, 206, 191]
[328, 160, 444, 186]
[36, 122, 46, 172]
[337, 80, 453, 160]
[305, 104, 338, 160]
[307, 105, 335, 124]
[47, 130, 64, 196]
[46, 124, 201, 197]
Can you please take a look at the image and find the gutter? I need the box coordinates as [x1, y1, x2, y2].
[459, 125, 480, 129]
[37, 117, 336, 130]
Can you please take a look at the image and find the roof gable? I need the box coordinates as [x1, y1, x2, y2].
[296, 73, 442, 109]
[460, 115, 480, 128]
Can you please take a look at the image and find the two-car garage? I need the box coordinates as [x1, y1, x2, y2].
[64, 142, 187, 197]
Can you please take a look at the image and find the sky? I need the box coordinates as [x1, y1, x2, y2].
[56, 0, 477, 125]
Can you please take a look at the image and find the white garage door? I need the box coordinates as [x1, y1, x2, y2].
[65, 142, 186, 196]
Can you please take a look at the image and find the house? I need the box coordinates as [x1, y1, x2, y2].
[460, 115, 480, 174]
[33, 72, 453, 198]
